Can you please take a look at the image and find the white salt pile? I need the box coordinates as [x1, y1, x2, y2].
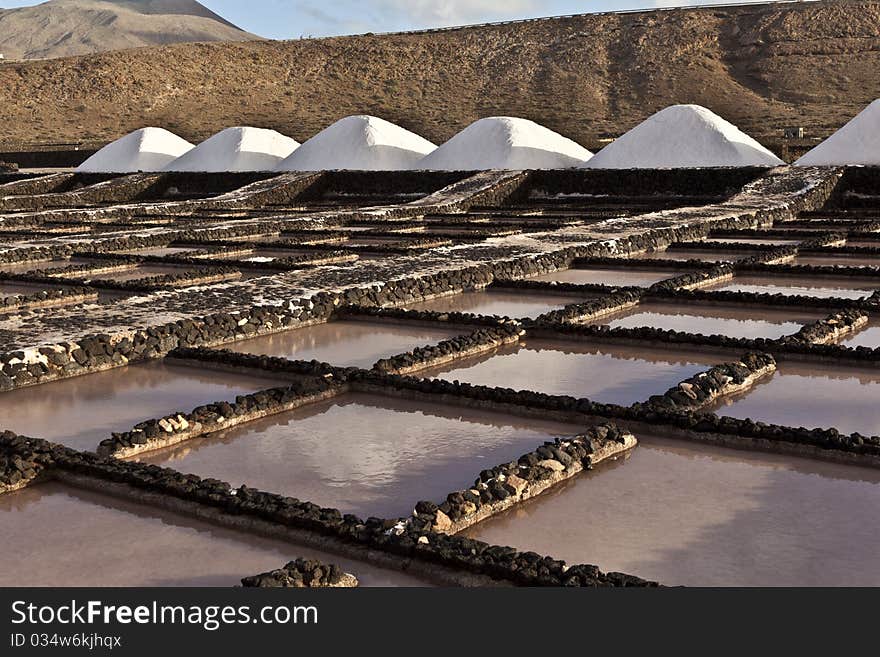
[275, 115, 436, 171]
[77, 128, 194, 173]
[795, 100, 880, 166]
[164, 127, 299, 172]
[416, 117, 592, 170]
[584, 105, 784, 168]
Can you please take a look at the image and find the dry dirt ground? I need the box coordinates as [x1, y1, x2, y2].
[0, 0, 878, 150]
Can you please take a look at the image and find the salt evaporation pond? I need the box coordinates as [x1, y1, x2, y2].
[139, 393, 582, 519]
[416, 117, 591, 170]
[406, 289, 579, 319]
[422, 339, 718, 405]
[531, 267, 686, 287]
[637, 248, 755, 263]
[231, 320, 462, 369]
[793, 253, 880, 268]
[0, 258, 92, 274]
[582, 105, 784, 168]
[707, 361, 880, 437]
[0, 484, 426, 586]
[841, 318, 880, 349]
[707, 237, 800, 246]
[0, 361, 283, 451]
[592, 301, 827, 339]
[704, 274, 877, 300]
[463, 434, 880, 586]
[77, 127, 194, 173]
[85, 264, 214, 282]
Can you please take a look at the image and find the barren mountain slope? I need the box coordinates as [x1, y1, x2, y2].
[0, 0, 256, 60]
[1, 1, 878, 147]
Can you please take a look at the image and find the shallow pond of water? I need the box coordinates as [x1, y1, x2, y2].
[0, 483, 426, 586]
[707, 360, 880, 436]
[231, 320, 462, 369]
[591, 301, 827, 340]
[530, 267, 686, 287]
[422, 339, 718, 405]
[139, 392, 582, 520]
[406, 289, 579, 319]
[0, 361, 283, 452]
[704, 274, 877, 300]
[463, 433, 880, 586]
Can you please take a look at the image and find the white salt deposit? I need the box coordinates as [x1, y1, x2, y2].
[795, 100, 880, 166]
[584, 105, 784, 169]
[77, 128, 194, 173]
[274, 115, 436, 171]
[416, 117, 592, 170]
[164, 127, 299, 172]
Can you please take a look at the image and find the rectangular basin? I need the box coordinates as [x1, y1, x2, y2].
[590, 301, 827, 340]
[704, 274, 877, 300]
[636, 249, 756, 263]
[422, 338, 718, 405]
[230, 320, 462, 369]
[139, 392, 582, 520]
[462, 433, 880, 586]
[0, 360, 284, 452]
[406, 289, 580, 319]
[706, 360, 880, 437]
[0, 483, 426, 586]
[530, 267, 687, 287]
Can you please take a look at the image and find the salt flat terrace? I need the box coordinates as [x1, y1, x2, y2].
[2, 164, 880, 588]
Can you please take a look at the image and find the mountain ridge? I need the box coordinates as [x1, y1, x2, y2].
[0, 0, 257, 60]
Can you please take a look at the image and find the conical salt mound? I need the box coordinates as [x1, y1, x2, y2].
[164, 127, 299, 172]
[275, 115, 436, 171]
[584, 105, 784, 169]
[417, 117, 592, 170]
[77, 128, 194, 173]
[796, 100, 880, 166]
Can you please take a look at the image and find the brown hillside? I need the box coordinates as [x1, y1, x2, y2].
[1, 0, 878, 149]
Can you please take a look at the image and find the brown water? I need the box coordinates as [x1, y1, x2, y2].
[707, 361, 880, 436]
[117, 246, 199, 257]
[845, 239, 880, 248]
[0, 361, 284, 451]
[463, 433, 880, 586]
[531, 267, 686, 287]
[842, 319, 880, 349]
[793, 254, 880, 267]
[140, 392, 582, 519]
[92, 264, 212, 282]
[217, 248, 308, 262]
[231, 320, 461, 369]
[0, 258, 90, 274]
[0, 483, 427, 587]
[592, 301, 826, 340]
[0, 281, 69, 297]
[637, 249, 753, 263]
[705, 274, 877, 300]
[708, 237, 801, 246]
[406, 290, 578, 319]
[423, 339, 717, 405]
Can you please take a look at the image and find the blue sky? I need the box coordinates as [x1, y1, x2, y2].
[1, 1, 784, 39]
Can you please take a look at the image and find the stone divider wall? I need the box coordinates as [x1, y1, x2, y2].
[645, 353, 777, 412]
[241, 559, 358, 588]
[411, 423, 636, 535]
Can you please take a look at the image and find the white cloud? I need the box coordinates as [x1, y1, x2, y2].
[377, 0, 541, 26]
